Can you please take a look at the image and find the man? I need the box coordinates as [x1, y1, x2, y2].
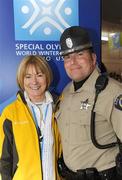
[55, 26, 122, 180]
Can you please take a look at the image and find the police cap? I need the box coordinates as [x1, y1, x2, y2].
[60, 26, 93, 56]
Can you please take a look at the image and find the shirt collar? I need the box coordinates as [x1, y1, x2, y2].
[24, 91, 53, 107]
[69, 68, 100, 93]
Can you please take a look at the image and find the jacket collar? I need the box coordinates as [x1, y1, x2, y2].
[16, 90, 53, 105]
[17, 90, 27, 104]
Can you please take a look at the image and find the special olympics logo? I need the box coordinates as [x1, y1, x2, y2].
[13, 0, 79, 41]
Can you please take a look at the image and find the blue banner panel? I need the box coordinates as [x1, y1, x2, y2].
[0, 0, 100, 113]
[109, 32, 122, 49]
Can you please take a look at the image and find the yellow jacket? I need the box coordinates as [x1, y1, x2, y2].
[0, 91, 61, 180]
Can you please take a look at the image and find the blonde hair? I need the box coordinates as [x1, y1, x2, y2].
[17, 55, 53, 90]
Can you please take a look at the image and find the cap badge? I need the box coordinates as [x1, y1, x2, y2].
[66, 38, 73, 48]
[80, 99, 91, 110]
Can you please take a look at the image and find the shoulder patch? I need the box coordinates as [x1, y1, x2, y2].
[114, 94, 122, 111]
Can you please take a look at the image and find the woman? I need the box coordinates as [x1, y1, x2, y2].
[0, 55, 61, 180]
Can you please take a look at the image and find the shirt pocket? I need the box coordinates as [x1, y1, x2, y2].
[69, 109, 92, 145]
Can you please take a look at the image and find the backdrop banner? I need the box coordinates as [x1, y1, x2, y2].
[109, 32, 122, 49]
[0, 0, 100, 113]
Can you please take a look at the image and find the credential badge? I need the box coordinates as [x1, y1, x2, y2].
[66, 38, 73, 48]
[80, 99, 91, 110]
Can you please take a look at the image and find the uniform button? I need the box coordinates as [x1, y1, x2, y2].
[103, 173, 108, 180]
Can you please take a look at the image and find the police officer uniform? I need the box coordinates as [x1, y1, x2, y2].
[56, 26, 122, 180]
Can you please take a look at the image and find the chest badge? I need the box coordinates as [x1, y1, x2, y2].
[80, 99, 91, 110]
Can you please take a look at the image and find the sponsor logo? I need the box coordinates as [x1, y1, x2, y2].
[13, 0, 79, 40]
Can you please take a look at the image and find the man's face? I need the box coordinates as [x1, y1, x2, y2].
[63, 49, 96, 82]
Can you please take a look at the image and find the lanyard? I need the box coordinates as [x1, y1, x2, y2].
[31, 104, 49, 153]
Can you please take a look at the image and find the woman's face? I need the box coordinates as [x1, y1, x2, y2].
[24, 64, 47, 103]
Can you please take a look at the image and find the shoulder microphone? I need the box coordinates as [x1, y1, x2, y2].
[95, 74, 108, 94]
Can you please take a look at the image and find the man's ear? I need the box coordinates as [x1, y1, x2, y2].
[92, 53, 97, 66]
